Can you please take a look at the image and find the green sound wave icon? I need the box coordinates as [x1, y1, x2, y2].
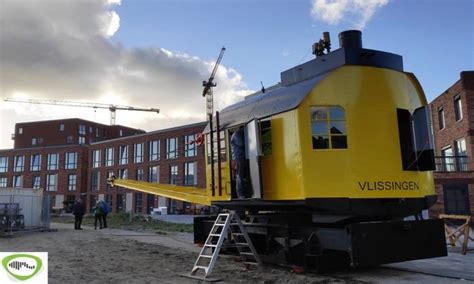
[2, 254, 43, 281]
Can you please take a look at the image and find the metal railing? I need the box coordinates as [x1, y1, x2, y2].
[435, 156, 470, 172]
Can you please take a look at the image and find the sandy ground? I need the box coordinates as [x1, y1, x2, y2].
[0, 223, 472, 283]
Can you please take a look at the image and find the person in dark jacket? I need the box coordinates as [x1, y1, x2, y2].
[72, 199, 85, 230]
[99, 200, 110, 228]
[231, 127, 249, 198]
[92, 200, 103, 229]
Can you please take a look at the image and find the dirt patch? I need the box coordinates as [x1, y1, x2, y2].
[0, 224, 350, 283]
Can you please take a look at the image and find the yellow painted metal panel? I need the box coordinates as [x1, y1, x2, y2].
[296, 66, 434, 199]
[261, 111, 305, 200]
[112, 179, 210, 206]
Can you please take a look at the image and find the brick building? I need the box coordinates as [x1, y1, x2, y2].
[0, 118, 208, 214]
[13, 118, 145, 148]
[430, 71, 474, 218]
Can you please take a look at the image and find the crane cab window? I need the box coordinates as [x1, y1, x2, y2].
[260, 119, 272, 156]
[310, 106, 347, 149]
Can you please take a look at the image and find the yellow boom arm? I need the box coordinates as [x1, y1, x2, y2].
[109, 178, 211, 206]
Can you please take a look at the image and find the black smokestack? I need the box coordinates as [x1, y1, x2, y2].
[338, 30, 362, 49]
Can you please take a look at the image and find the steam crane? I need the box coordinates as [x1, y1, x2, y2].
[3, 98, 160, 125]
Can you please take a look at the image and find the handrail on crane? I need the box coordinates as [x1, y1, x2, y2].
[3, 98, 160, 125]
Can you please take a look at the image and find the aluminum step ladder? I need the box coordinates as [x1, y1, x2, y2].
[187, 213, 261, 281]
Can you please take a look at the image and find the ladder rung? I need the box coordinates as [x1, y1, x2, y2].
[240, 252, 255, 256]
[244, 262, 259, 266]
[214, 224, 225, 227]
[235, 242, 249, 246]
[199, 255, 213, 259]
[209, 234, 221, 237]
[205, 244, 217, 248]
[194, 265, 209, 270]
[233, 233, 244, 236]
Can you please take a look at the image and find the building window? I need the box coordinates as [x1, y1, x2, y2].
[46, 174, 57, 191]
[438, 107, 445, 130]
[441, 146, 454, 172]
[32, 138, 37, 146]
[455, 138, 468, 171]
[96, 128, 100, 138]
[14, 155, 24, 172]
[47, 153, 59, 170]
[184, 162, 197, 186]
[106, 147, 114, 167]
[119, 130, 123, 137]
[18, 127, 23, 134]
[149, 140, 160, 161]
[32, 176, 41, 189]
[12, 175, 23, 188]
[136, 168, 144, 181]
[149, 166, 159, 183]
[119, 145, 128, 165]
[0, 156, 8, 173]
[79, 124, 86, 135]
[59, 123, 65, 131]
[166, 138, 178, 159]
[67, 135, 73, 143]
[185, 134, 197, 157]
[0, 177, 7, 188]
[91, 171, 100, 191]
[79, 136, 86, 144]
[30, 154, 41, 171]
[134, 193, 143, 213]
[443, 184, 471, 215]
[169, 165, 178, 185]
[119, 168, 128, 179]
[92, 149, 101, 168]
[68, 174, 77, 191]
[310, 106, 347, 149]
[134, 143, 144, 163]
[65, 152, 77, 169]
[454, 95, 462, 121]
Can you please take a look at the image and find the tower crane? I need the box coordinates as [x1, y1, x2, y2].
[201, 46, 226, 197]
[3, 98, 160, 125]
[202, 47, 226, 117]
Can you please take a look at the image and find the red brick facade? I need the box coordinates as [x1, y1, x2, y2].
[1, 119, 208, 215]
[13, 118, 144, 149]
[430, 71, 474, 217]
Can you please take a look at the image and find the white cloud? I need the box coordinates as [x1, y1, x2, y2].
[310, 0, 389, 29]
[0, 0, 251, 149]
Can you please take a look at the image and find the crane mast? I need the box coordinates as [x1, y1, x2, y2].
[3, 98, 160, 125]
[202, 47, 226, 116]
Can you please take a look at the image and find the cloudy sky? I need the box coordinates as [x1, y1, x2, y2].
[0, 0, 473, 149]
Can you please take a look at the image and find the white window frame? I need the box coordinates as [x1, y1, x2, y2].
[46, 174, 58, 191]
[14, 155, 24, 172]
[134, 143, 144, 163]
[47, 153, 59, 170]
[92, 149, 101, 168]
[184, 162, 197, 186]
[106, 147, 114, 167]
[119, 145, 129, 165]
[65, 152, 77, 170]
[166, 137, 178, 159]
[149, 140, 160, 161]
[0, 156, 9, 173]
[30, 154, 41, 171]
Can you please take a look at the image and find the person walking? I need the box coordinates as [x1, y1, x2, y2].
[72, 199, 85, 230]
[100, 200, 110, 228]
[92, 200, 103, 229]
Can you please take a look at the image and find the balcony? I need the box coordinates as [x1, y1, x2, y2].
[435, 156, 470, 172]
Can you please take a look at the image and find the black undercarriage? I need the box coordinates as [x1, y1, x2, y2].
[195, 196, 446, 270]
